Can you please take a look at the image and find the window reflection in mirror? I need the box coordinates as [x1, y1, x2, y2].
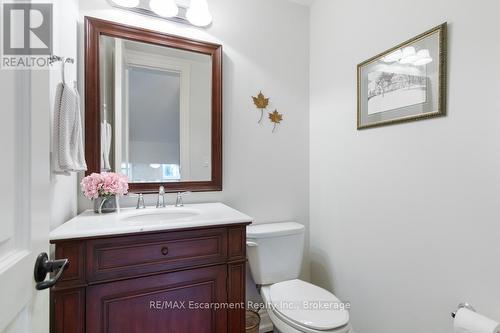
[99, 36, 212, 183]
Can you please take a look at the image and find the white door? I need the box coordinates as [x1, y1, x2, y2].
[0, 60, 51, 333]
[0, 0, 76, 330]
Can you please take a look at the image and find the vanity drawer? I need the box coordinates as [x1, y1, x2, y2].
[86, 228, 228, 282]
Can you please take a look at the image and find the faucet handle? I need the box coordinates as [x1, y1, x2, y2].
[175, 191, 191, 207]
[135, 193, 146, 209]
[156, 186, 166, 208]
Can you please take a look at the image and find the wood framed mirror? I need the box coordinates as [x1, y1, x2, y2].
[85, 17, 222, 193]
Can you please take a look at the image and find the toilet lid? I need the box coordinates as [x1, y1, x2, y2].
[269, 279, 349, 331]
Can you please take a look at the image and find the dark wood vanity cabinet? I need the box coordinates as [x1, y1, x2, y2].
[50, 224, 249, 333]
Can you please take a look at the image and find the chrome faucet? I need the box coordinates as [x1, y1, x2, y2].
[175, 192, 191, 207]
[136, 193, 146, 209]
[156, 186, 166, 208]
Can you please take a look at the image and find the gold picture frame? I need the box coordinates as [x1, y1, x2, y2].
[357, 23, 447, 129]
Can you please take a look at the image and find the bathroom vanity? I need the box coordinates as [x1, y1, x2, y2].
[50, 203, 252, 333]
[51, 16, 245, 332]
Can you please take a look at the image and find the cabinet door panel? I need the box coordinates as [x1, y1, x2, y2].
[86, 266, 227, 333]
[51, 288, 85, 333]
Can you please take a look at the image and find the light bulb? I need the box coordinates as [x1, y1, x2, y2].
[186, 0, 212, 27]
[150, 0, 179, 18]
[400, 46, 418, 64]
[150, 164, 161, 169]
[110, 0, 140, 8]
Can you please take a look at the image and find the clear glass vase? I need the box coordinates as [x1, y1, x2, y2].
[93, 195, 117, 214]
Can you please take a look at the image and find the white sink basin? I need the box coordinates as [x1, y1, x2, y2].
[50, 203, 253, 241]
[120, 208, 201, 226]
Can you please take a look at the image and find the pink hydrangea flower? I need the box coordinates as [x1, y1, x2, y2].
[81, 172, 129, 200]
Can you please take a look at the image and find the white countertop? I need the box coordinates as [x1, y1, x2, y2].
[50, 202, 253, 241]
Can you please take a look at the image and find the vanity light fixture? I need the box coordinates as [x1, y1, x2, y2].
[382, 47, 433, 66]
[413, 49, 433, 66]
[149, 0, 178, 18]
[399, 46, 418, 64]
[382, 49, 403, 63]
[186, 0, 212, 27]
[107, 0, 213, 27]
[110, 0, 140, 8]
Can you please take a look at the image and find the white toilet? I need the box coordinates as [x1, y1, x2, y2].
[247, 222, 353, 333]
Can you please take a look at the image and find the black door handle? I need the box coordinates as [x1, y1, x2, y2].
[34, 252, 69, 290]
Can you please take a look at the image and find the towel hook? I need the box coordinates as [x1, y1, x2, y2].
[49, 55, 75, 84]
[48, 55, 74, 64]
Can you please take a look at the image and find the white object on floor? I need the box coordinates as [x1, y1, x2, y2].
[52, 82, 87, 173]
[454, 308, 500, 333]
[247, 222, 353, 333]
[258, 307, 274, 333]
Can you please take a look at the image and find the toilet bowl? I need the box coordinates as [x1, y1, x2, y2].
[246, 222, 353, 333]
[260, 280, 352, 333]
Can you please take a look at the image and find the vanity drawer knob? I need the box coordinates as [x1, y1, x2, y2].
[161, 247, 169, 256]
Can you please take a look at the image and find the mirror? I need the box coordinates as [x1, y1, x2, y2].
[100, 36, 212, 183]
[85, 17, 222, 193]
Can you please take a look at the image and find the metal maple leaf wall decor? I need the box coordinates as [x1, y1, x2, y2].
[251, 91, 284, 133]
[252, 91, 269, 124]
[268, 110, 283, 133]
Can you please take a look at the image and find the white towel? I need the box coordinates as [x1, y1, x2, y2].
[101, 120, 112, 171]
[52, 82, 87, 173]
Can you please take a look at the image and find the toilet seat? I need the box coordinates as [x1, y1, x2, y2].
[261, 279, 351, 333]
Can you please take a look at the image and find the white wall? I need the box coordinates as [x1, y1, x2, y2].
[309, 1, 500, 333]
[77, 0, 310, 305]
[78, 0, 309, 232]
[49, 0, 80, 230]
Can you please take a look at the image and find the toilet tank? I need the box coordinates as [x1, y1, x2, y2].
[246, 222, 305, 285]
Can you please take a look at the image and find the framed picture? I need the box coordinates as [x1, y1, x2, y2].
[357, 23, 447, 129]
